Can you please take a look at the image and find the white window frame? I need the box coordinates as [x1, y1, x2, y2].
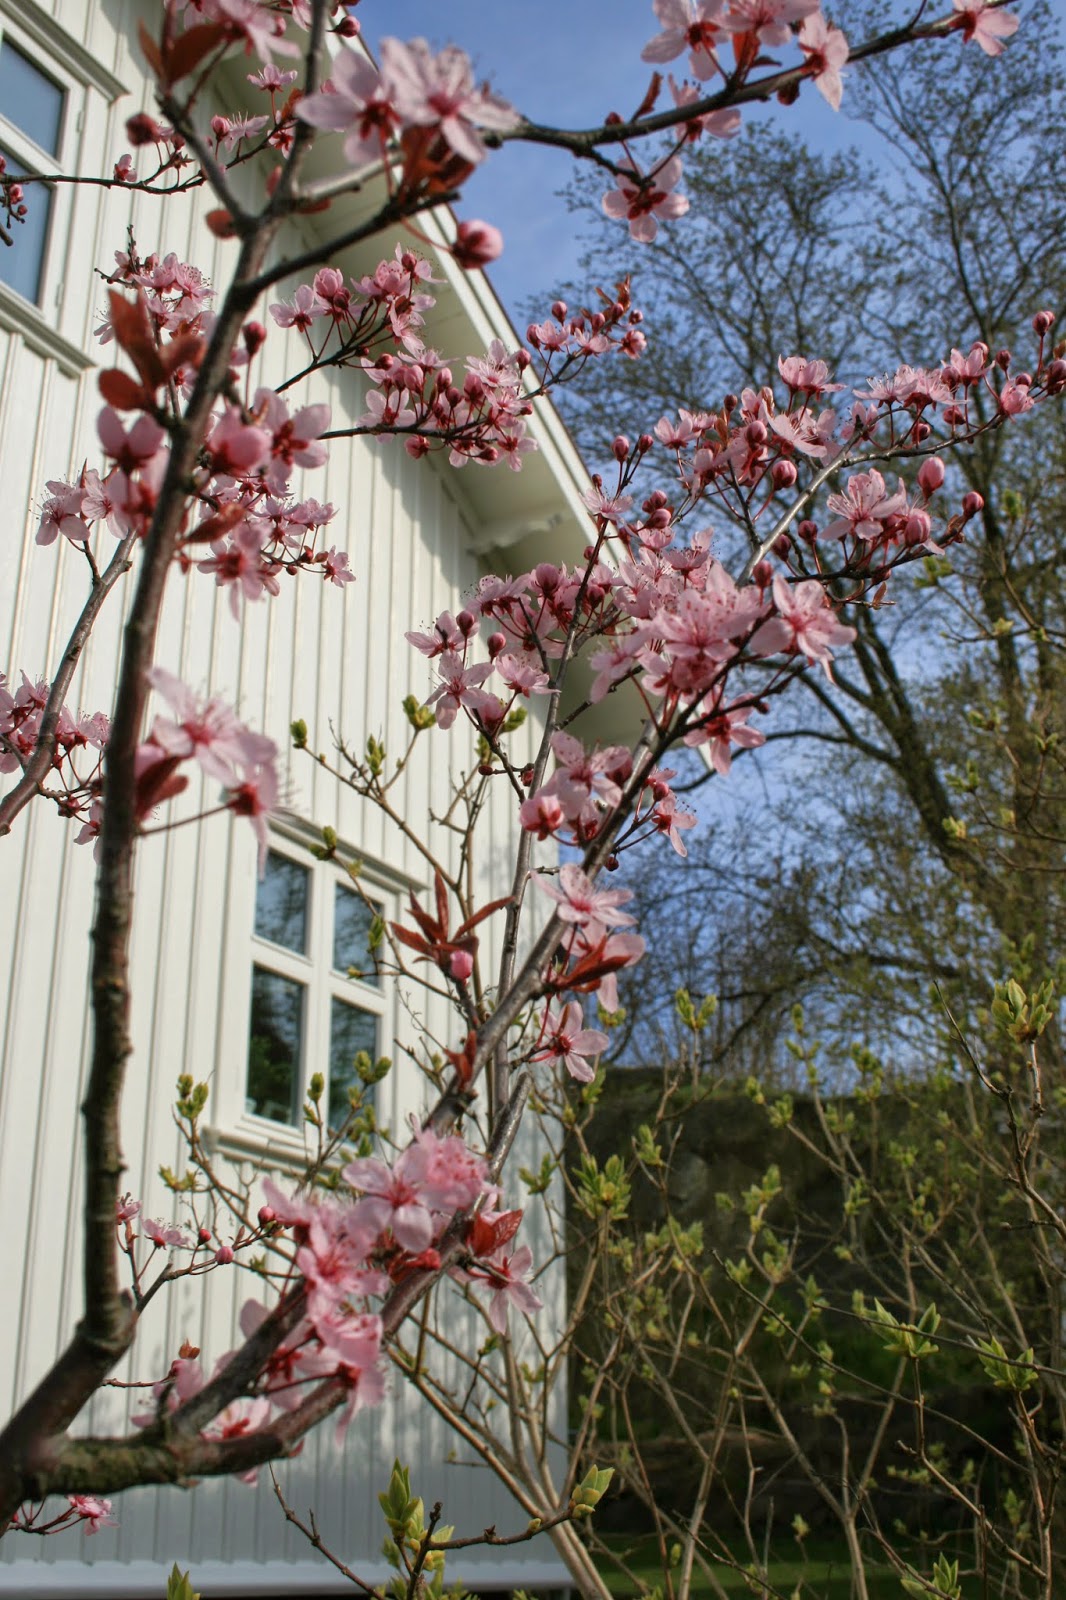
[212, 822, 400, 1164]
[0, 14, 73, 312]
[0, 0, 125, 369]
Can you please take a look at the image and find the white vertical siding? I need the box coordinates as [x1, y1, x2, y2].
[0, 2, 571, 1592]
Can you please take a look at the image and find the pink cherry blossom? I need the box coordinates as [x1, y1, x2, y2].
[270, 283, 327, 332]
[146, 668, 274, 786]
[798, 14, 849, 109]
[822, 468, 908, 542]
[684, 698, 766, 774]
[297, 50, 400, 166]
[602, 155, 690, 243]
[750, 575, 857, 680]
[424, 651, 496, 729]
[227, 756, 280, 871]
[68, 1495, 117, 1535]
[536, 863, 636, 930]
[473, 1243, 544, 1333]
[649, 791, 698, 856]
[667, 75, 741, 139]
[36, 480, 90, 546]
[518, 791, 565, 839]
[642, 0, 727, 79]
[531, 1001, 610, 1083]
[724, 0, 819, 47]
[143, 1216, 191, 1249]
[777, 355, 845, 397]
[952, 0, 1020, 55]
[379, 37, 520, 165]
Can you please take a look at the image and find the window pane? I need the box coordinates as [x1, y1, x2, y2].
[255, 851, 308, 953]
[0, 41, 64, 155]
[334, 883, 379, 984]
[0, 149, 50, 304]
[247, 967, 304, 1124]
[328, 999, 378, 1129]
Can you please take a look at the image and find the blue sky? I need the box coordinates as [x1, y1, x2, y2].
[361, 2, 857, 326]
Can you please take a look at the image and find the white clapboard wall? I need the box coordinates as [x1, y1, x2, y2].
[0, 0, 596, 1590]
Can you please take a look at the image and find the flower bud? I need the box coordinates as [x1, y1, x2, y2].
[612, 435, 630, 461]
[400, 251, 418, 273]
[723, 393, 738, 414]
[771, 459, 797, 489]
[1045, 359, 1066, 394]
[336, 14, 360, 35]
[1033, 310, 1055, 336]
[752, 560, 773, 588]
[516, 348, 532, 370]
[126, 112, 163, 146]
[797, 519, 818, 543]
[456, 609, 476, 636]
[210, 115, 229, 139]
[746, 420, 767, 446]
[917, 457, 945, 497]
[449, 950, 474, 982]
[638, 433, 654, 454]
[773, 533, 792, 557]
[257, 1206, 276, 1227]
[487, 630, 507, 658]
[913, 421, 931, 442]
[215, 1244, 234, 1265]
[551, 301, 567, 322]
[242, 320, 266, 357]
[452, 218, 504, 271]
[197, 1226, 212, 1245]
[995, 348, 1011, 371]
[961, 491, 985, 520]
[904, 509, 931, 546]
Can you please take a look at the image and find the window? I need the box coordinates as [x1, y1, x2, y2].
[246, 845, 388, 1133]
[0, 29, 65, 305]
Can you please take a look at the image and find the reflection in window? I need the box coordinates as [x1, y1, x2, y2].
[329, 1000, 378, 1129]
[246, 845, 387, 1134]
[255, 851, 309, 953]
[334, 883, 380, 984]
[0, 41, 64, 154]
[247, 967, 303, 1124]
[0, 148, 51, 304]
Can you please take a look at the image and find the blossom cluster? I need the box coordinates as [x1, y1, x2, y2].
[272, 255, 644, 468]
[0, 672, 110, 836]
[121, 1125, 542, 1471]
[600, 0, 1019, 240]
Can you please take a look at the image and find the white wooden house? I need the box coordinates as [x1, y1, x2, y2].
[0, 1, 597, 1591]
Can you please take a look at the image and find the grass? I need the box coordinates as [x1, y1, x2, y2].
[593, 1534, 908, 1599]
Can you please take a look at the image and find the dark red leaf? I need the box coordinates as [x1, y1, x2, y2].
[433, 868, 449, 940]
[162, 21, 227, 88]
[137, 20, 163, 77]
[98, 368, 148, 411]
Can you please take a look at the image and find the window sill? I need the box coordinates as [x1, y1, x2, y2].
[0, 277, 95, 375]
[204, 1119, 347, 1180]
